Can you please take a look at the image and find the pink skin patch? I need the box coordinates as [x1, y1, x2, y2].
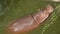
[6, 4, 53, 34]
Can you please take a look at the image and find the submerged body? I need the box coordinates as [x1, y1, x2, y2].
[6, 4, 53, 34]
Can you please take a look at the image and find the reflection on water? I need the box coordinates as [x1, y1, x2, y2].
[0, 4, 2, 11]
